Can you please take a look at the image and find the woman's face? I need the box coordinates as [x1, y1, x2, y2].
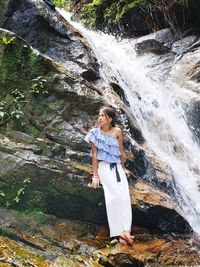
[98, 111, 111, 127]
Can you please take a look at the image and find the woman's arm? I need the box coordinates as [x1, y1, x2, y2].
[117, 128, 125, 169]
[117, 128, 132, 178]
[90, 142, 100, 188]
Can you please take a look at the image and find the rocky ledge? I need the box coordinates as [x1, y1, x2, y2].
[1, 208, 200, 267]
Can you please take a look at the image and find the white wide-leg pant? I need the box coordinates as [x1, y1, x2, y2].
[98, 161, 132, 237]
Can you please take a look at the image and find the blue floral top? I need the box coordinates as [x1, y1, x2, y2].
[84, 128, 121, 163]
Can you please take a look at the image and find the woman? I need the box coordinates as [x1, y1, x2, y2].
[84, 106, 133, 245]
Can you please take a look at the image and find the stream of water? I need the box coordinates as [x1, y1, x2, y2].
[59, 9, 200, 235]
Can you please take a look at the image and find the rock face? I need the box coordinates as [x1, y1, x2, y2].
[1, 0, 99, 77]
[0, 0, 190, 232]
[0, 27, 107, 224]
[135, 28, 176, 55]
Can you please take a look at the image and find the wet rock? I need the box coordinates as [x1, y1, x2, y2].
[171, 35, 198, 55]
[6, 130, 36, 143]
[130, 181, 192, 233]
[107, 253, 145, 267]
[0, 0, 99, 75]
[110, 83, 130, 107]
[1, 208, 200, 267]
[81, 69, 100, 82]
[185, 101, 200, 144]
[0, 136, 107, 223]
[135, 28, 175, 55]
[171, 49, 200, 93]
[43, 0, 55, 10]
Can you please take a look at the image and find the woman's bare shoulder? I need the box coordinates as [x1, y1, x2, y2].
[113, 126, 122, 136]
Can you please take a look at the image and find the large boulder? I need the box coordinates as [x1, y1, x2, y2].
[135, 28, 176, 55]
[0, 0, 99, 77]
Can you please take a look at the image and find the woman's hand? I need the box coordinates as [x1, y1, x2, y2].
[123, 168, 133, 178]
[87, 175, 100, 189]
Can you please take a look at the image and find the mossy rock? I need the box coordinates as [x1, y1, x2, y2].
[0, 0, 9, 26]
[70, 0, 194, 36]
[0, 29, 55, 134]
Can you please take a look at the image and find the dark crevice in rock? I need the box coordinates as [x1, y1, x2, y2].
[45, 192, 108, 225]
[0, 229, 46, 252]
[132, 205, 192, 234]
[43, 0, 55, 10]
[110, 82, 130, 107]
[107, 253, 145, 267]
[127, 148, 148, 178]
[81, 69, 100, 82]
[118, 108, 145, 145]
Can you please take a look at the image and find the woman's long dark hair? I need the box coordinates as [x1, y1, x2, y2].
[99, 106, 117, 127]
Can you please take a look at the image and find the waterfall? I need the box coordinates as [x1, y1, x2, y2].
[59, 9, 200, 235]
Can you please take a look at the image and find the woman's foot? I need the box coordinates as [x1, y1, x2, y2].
[119, 236, 128, 244]
[119, 231, 134, 245]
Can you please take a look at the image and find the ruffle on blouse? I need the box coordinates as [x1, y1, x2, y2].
[90, 149, 121, 163]
[84, 128, 121, 157]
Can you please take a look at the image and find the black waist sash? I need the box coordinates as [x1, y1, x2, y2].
[110, 163, 121, 182]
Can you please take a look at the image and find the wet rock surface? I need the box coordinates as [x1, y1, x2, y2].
[0, 0, 99, 76]
[135, 28, 176, 55]
[134, 28, 200, 87]
[1, 208, 200, 267]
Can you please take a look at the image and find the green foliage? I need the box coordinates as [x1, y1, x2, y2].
[104, 3, 118, 27]
[0, 178, 31, 207]
[53, 0, 69, 8]
[0, 36, 50, 130]
[30, 76, 48, 95]
[176, 0, 188, 6]
[77, 0, 190, 32]
[1, 36, 15, 46]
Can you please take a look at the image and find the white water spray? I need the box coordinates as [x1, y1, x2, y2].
[59, 9, 200, 234]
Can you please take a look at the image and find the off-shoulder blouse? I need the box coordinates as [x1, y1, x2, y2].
[84, 128, 121, 163]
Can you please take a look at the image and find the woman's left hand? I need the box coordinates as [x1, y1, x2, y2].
[124, 168, 133, 178]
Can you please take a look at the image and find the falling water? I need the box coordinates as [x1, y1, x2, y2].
[59, 9, 200, 235]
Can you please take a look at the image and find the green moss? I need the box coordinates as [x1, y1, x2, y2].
[176, 0, 188, 6]
[82, 0, 108, 27]
[119, 0, 145, 18]
[0, 174, 31, 208]
[18, 209, 45, 217]
[76, 0, 190, 33]
[0, 0, 7, 26]
[53, 0, 69, 8]
[0, 32, 52, 134]
[104, 3, 118, 27]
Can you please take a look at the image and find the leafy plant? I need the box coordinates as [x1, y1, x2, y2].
[53, 0, 69, 8]
[10, 106, 24, 120]
[0, 178, 31, 207]
[12, 88, 25, 101]
[13, 178, 31, 204]
[2, 36, 15, 46]
[0, 101, 9, 121]
[30, 76, 48, 95]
